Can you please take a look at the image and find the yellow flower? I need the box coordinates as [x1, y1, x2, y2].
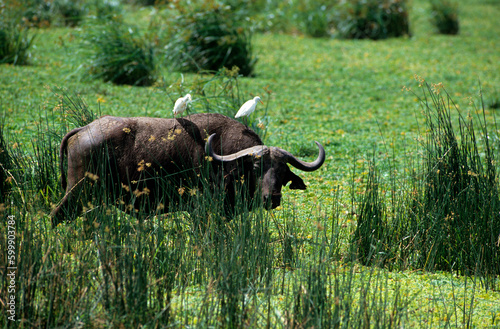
[121, 183, 130, 192]
[137, 160, 148, 171]
[468, 170, 478, 177]
[97, 96, 106, 103]
[85, 172, 99, 181]
[133, 187, 150, 197]
[431, 82, 444, 95]
[414, 74, 425, 86]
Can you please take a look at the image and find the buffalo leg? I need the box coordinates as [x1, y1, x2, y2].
[51, 178, 93, 227]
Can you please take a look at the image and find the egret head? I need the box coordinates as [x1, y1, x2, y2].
[254, 96, 263, 105]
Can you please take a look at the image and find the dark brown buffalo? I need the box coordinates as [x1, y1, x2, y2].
[51, 113, 325, 226]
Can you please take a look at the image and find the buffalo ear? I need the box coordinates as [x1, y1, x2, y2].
[284, 170, 307, 190]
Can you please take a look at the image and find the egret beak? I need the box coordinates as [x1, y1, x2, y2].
[259, 100, 264, 105]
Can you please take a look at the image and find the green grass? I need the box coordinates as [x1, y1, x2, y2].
[2, 0, 500, 327]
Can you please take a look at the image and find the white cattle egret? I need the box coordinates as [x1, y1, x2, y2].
[173, 93, 192, 117]
[235, 96, 263, 119]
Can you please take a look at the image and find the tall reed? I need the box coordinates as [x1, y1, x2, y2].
[353, 158, 389, 266]
[84, 20, 158, 86]
[164, 3, 256, 77]
[0, 19, 36, 65]
[352, 80, 500, 288]
[430, 0, 459, 35]
[0, 123, 11, 203]
[405, 82, 500, 286]
[333, 0, 411, 40]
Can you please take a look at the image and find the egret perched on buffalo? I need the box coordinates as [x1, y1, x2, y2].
[173, 93, 192, 117]
[235, 96, 263, 124]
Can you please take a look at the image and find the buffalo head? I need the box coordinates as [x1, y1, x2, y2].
[205, 133, 325, 209]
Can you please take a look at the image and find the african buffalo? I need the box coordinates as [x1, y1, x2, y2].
[51, 113, 325, 226]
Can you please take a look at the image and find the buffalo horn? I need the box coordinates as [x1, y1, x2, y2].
[206, 134, 325, 171]
[275, 141, 325, 172]
[205, 133, 268, 162]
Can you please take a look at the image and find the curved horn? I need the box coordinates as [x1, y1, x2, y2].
[205, 133, 268, 162]
[275, 141, 325, 172]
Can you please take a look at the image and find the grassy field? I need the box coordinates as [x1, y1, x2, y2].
[2, 0, 500, 327]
